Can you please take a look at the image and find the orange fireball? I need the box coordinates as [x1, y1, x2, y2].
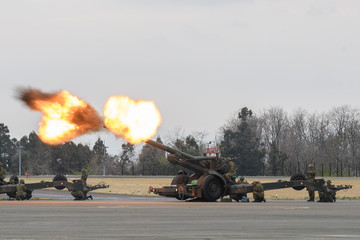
[104, 96, 161, 144]
[19, 88, 103, 145]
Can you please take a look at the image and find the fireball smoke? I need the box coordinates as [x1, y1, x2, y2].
[17, 88, 162, 146]
[18, 88, 103, 145]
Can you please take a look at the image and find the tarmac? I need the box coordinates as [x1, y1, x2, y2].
[0, 190, 360, 240]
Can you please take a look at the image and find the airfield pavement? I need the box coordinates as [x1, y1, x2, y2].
[0, 190, 360, 240]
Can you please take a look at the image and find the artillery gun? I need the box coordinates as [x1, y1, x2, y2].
[146, 140, 352, 202]
[0, 175, 109, 200]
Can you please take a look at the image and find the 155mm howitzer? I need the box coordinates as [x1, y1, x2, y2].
[0, 174, 109, 200]
[146, 140, 352, 202]
[146, 139, 251, 201]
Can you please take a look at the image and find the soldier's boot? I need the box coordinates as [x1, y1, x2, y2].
[87, 195, 93, 200]
[307, 198, 314, 202]
[333, 197, 336, 202]
[262, 198, 266, 202]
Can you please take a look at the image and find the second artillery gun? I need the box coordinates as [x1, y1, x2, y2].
[0, 174, 109, 200]
[146, 139, 352, 202]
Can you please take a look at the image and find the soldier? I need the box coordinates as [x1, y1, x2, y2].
[237, 176, 247, 184]
[252, 181, 266, 202]
[80, 168, 93, 200]
[0, 162, 5, 184]
[306, 164, 316, 202]
[16, 179, 27, 200]
[319, 180, 336, 202]
[223, 157, 237, 182]
[236, 176, 248, 200]
[81, 168, 88, 185]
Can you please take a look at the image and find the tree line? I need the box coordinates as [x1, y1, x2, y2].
[1, 105, 360, 177]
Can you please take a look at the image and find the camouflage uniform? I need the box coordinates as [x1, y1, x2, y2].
[306, 164, 316, 202]
[71, 189, 86, 200]
[0, 162, 5, 184]
[72, 169, 92, 200]
[237, 176, 247, 184]
[252, 181, 265, 202]
[319, 180, 336, 202]
[223, 158, 236, 182]
[16, 179, 27, 200]
[81, 169, 88, 185]
[236, 176, 248, 199]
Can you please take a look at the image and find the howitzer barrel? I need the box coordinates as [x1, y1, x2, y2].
[145, 139, 217, 161]
[145, 139, 196, 160]
[145, 139, 219, 175]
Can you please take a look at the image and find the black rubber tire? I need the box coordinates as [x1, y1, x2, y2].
[201, 175, 224, 202]
[290, 173, 307, 191]
[10, 175, 19, 184]
[53, 174, 67, 190]
[171, 174, 190, 185]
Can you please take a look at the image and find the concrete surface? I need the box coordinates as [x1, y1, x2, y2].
[1, 192, 360, 240]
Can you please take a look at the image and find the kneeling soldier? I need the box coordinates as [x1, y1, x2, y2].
[16, 179, 27, 200]
[252, 181, 266, 202]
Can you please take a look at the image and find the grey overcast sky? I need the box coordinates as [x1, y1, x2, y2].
[1, 1, 360, 154]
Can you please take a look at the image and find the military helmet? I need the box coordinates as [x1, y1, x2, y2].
[240, 176, 245, 181]
[20, 179, 25, 184]
[308, 164, 314, 168]
[227, 157, 232, 161]
[327, 180, 332, 184]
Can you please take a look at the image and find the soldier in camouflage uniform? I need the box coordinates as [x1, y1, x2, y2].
[71, 189, 86, 200]
[81, 168, 88, 185]
[236, 176, 248, 199]
[319, 180, 336, 202]
[237, 176, 247, 184]
[0, 162, 5, 184]
[16, 179, 27, 200]
[223, 157, 236, 182]
[252, 181, 266, 202]
[71, 168, 92, 200]
[306, 164, 316, 202]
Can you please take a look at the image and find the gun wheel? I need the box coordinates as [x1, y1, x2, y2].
[290, 173, 307, 191]
[53, 174, 68, 190]
[201, 175, 224, 202]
